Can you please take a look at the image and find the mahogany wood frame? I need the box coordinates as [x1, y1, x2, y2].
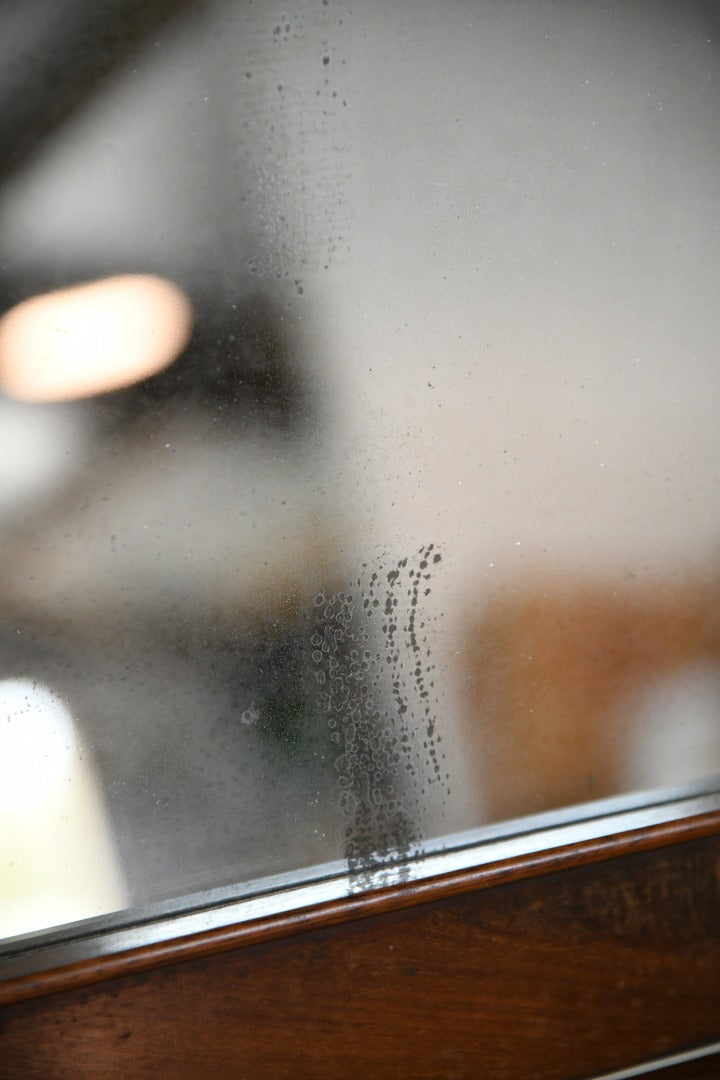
[1, 809, 719, 1078]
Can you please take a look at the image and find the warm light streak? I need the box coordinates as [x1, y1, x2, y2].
[0, 274, 192, 402]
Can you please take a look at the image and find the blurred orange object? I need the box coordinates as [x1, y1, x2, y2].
[463, 571, 720, 821]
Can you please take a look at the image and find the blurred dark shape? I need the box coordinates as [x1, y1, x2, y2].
[110, 290, 315, 432]
[0, 0, 195, 184]
[0, 263, 317, 434]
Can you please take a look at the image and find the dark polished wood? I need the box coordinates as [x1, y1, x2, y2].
[1, 829, 719, 1079]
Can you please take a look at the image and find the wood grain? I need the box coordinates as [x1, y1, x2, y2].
[1, 833, 719, 1079]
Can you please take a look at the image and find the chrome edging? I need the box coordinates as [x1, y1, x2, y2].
[583, 1038, 720, 1079]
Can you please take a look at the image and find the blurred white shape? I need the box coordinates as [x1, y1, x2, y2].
[0, 678, 126, 940]
[0, 399, 89, 522]
[626, 664, 720, 792]
[0, 274, 192, 402]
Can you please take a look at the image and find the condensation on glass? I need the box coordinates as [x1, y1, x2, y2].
[1, 0, 719, 941]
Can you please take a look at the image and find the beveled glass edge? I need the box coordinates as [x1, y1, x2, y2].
[2, 776, 719, 983]
[584, 1038, 720, 1079]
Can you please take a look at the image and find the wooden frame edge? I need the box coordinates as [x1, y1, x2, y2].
[2, 808, 719, 1008]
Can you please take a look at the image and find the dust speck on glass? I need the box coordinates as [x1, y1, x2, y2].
[1, 0, 720, 943]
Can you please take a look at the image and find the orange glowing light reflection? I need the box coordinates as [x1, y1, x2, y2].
[0, 274, 193, 402]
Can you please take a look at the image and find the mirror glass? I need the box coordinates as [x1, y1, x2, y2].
[2, 0, 720, 943]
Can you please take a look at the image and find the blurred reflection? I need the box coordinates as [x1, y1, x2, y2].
[1, 0, 720, 938]
[0, 288, 355, 904]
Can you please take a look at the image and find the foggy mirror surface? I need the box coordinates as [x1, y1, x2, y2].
[1, 0, 720, 943]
